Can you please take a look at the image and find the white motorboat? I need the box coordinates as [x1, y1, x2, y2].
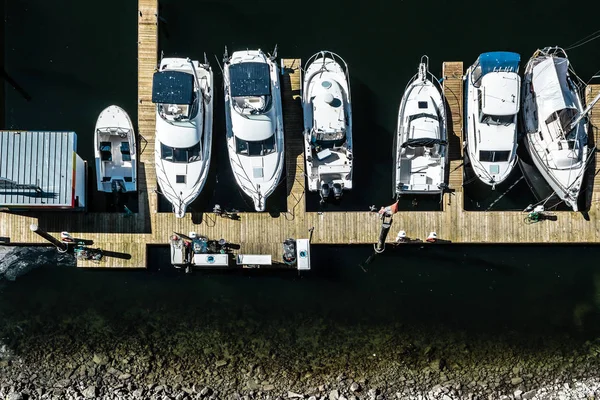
[223, 47, 284, 212]
[393, 56, 447, 197]
[464, 52, 521, 188]
[152, 56, 213, 218]
[302, 51, 352, 202]
[521, 47, 598, 211]
[94, 105, 137, 193]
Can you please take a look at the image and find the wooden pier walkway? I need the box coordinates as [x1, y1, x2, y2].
[1, 0, 600, 269]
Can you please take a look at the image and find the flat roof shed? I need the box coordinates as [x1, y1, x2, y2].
[0, 131, 86, 209]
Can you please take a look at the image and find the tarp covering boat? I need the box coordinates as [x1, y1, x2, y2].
[532, 57, 577, 117]
[479, 51, 520, 75]
[152, 71, 195, 105]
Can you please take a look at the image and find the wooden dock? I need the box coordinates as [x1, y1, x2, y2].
[1, 0, 600, 269]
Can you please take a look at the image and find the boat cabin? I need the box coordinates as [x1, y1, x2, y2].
[311, 79, 347, 146]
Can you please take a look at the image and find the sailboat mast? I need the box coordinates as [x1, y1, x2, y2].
[569, 91, 600, 130]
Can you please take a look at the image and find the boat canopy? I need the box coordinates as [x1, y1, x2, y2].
[152, 71, 195, 105]
[230, 62, 271, 97]
[401, 138, 447, 148]
[533, 57, 577, 117]
[478, 52, 520, 75]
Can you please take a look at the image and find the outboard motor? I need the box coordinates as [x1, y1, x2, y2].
[320, 182, 331, 203]
[332, 183, 343, 200]
[282, 238, 297, 265]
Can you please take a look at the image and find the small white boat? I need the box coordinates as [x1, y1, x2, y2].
[152, 56, 213, 218]
[394, 56, 447, 197]
[94, 105, 137, 193]
[302, 51, 352, 202]
[464, 52, 521, 188]
[223, 47, 284, 212]
[521, 47, 597, 211]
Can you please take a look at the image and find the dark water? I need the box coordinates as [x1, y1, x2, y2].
[3, 0, 600, 383]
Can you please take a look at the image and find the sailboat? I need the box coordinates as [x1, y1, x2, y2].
[393, 56, 447, 197]
[521, 47, 597, 211]
[223, 47, 284, 212]
[94, 105, 137, 193]
[464, 52, 521, 188]
[302, 51, 353, 202]
[152, 56, 213, 218]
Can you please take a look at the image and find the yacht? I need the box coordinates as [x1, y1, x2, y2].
[152, 56, 213, 218]
[302, 51, 353, 202]
[394, 56, 447, 197]
[464, 52, 521, 188]
[521, 47, 597, 211]
[223, 47, 284, 212]
[94, 105, 137, 193]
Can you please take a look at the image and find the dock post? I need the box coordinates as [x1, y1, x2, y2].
[375, 214, 393, 253]
[29, 224, 68, 253]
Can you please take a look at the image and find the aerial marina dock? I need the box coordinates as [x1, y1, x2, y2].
[1, 0, 600, 269]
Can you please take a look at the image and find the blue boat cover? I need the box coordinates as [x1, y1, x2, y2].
[478, 52, 520, 75]
[229, 62, 271, 97]
[152, 71, 195, 105]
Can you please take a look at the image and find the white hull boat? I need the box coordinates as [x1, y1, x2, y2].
[464, 52, 521, 188]
[94, 105, 137, 193]
[394, 56, 447, 197]
[223, 48, 284, 212]
[521, 47, 594, 212]
[302, 51, 352, 202]
[152, 56, 213, 218]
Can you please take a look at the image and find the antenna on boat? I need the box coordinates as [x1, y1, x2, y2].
[213, 54, 224, 75]
[203, 52, 209, 68]
[223, 46, 229, 64]
[268, 44, 278, 61]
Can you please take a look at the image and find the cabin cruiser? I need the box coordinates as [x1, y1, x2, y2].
[94, 105, 137, 193]
[223, 47, 284, 212]
[302, 51, 353, 202]
[152, 56, 213, 218]
[521, 47, 596, 211]
[394, 56, 447, 197]
[464, 52, 521, 188]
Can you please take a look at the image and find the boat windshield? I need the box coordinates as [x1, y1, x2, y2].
[161, 142, 202, 163]
[479, 150, 510, 162]
[480, 114, 514, 126]
[236, 135, 276, 156]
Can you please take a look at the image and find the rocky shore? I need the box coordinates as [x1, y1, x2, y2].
[1, 315, 600, 400]
[2, 246, 600, 400]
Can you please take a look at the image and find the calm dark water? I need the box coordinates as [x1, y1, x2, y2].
[3, 0, 600, 369]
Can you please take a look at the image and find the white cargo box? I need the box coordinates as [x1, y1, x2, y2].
[193, 253, 229, 267]
[296, 239, 311, 270]
[236, 254, 272, 266]
[317, 148, 332, 161]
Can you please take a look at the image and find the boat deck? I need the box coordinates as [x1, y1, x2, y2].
[1, 0, 600, 269]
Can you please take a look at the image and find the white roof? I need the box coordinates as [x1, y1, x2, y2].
[231, 110, 275, 141]
[480, 72, 520, 116]
[312, 79, 345, 133]
[532, 57, 576, 118]
[410, 117, 439, 140]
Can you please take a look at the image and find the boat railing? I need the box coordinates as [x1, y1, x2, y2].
[304, 50, 351, 101]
